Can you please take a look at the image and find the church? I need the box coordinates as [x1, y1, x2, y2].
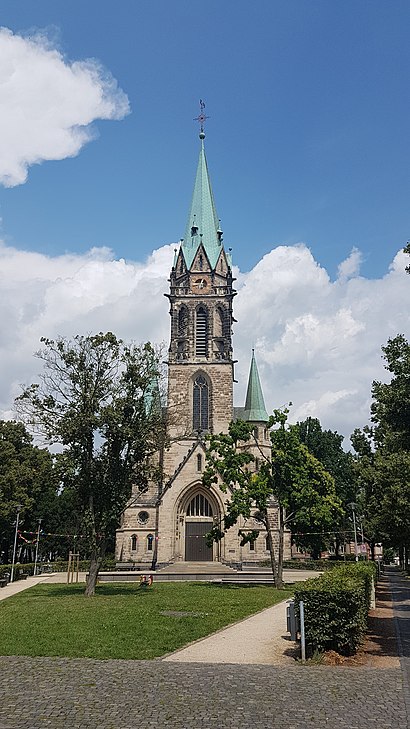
[115, 124, 289, 568]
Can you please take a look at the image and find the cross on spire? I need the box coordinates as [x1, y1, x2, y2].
[194, 99, 209, 139]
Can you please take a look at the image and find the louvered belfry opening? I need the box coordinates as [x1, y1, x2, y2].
[193, 374, 209, 431]
[195, 306, 208, 357]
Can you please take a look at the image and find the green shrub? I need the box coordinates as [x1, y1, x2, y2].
[294, 562, 377, 655]
[0, 557, 117, 580]
[258, 559, 359, 571]
[0, 563, 36, 580]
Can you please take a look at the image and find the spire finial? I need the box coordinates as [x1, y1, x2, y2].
[194, 99, 209, 140]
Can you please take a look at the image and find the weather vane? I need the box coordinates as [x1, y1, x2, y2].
[194, 99, 209, 137]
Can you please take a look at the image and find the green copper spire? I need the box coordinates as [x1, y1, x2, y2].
[181, 133, 224, 270]
[243, 351, 269, 423]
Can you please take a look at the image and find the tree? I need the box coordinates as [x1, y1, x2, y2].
[0, 420, 56, 563]
[351, 335, 410, 565]
[203, 409, 341, 588]
[16, 333, 165, 595]
[297, 417, 356, 557]
[371, 335, 410, 452]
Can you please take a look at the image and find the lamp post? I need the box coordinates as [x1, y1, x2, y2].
[348, 502, 359, 562]
[34, 518, 42, 576]
[10, 505, 22, 583]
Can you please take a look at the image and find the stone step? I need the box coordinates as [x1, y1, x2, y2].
[157, 561, 238, 575]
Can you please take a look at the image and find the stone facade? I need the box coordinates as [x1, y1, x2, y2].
[115, 135, 290, 567]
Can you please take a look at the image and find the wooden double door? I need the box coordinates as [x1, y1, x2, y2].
[185, 521, 213, 561]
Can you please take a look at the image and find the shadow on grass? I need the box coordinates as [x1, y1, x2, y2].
[22, 581, 291, 600]
[26, 583, 152, 598]
[187, 582, 291, 591]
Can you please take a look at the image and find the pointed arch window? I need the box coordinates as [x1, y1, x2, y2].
[196, 307, 208, 357]
[131, 535, 137, 551]
[147, 534, 154, 551]
[193, 375, 209, 431]
[187, 493, 213, 517]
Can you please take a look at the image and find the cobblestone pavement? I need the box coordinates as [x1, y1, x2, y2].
[0, 656, 407, 729]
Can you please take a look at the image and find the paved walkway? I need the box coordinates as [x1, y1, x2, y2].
[0, 567, 410, 728]
[163, 597, 296, 665]
[389, 567, 410, 722]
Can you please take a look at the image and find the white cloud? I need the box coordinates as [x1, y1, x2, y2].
[0, 240, 409, 444]
[337, 247, 363, 280]
[0, 27, 129, 186]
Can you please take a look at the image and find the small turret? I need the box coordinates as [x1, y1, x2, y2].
[243, 350, 269, 423]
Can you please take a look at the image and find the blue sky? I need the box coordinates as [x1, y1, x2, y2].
[0, 1, 409, 438]
[1, 0, 409, 279]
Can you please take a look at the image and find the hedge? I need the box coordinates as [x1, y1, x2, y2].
[0, 558, 117, 581]
[258, 559, 358, 571]
[294, 562, 377, 655]
[0, 563, 36, 580]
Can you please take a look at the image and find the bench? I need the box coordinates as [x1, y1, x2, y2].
[19, 573, 29, 580]
[0, 577, 8, 588]
[37, 564, 53, 574]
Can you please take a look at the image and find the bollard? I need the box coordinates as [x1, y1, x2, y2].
[299, 600, 306, 663]
[286, 600, 298, 641]
[370, 577, 376, 609]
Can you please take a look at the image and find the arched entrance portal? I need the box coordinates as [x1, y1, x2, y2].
[183, 490, 218, 561]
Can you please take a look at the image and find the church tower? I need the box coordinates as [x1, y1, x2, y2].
[115, 116, 289, 567]
[166, 125, 235, 439]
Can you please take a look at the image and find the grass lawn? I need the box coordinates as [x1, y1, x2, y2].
[0, 581, 292, 660]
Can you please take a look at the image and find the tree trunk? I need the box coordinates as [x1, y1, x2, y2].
[85, 550, 101, 596]
[335, 534, 340, 559]
[399, 544, 404, 569]
[276, 505, 284, 589]
[265, 515, 279, 589]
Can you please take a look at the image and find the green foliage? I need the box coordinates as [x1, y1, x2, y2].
[0, 582, 292, 659]
[0, 558, 118, 579]
[15, 333, 165, 594]
[204, 408, 341, 588]
[297, 417, 356, 556]
[371, 335, 410, 453]
[0, 563, 35, 579]
[351, 335, 410, 558]
[0, 420, 57, 562]
[382, 547, 396, 564]
[294, 562, 377, 655]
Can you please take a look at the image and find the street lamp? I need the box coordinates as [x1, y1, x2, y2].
[348, 502, 359, 562]
[10, 504, 22, 583]
[34, 518, 42, 576]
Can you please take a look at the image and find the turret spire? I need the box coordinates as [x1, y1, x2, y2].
[243, 351, 269, 423]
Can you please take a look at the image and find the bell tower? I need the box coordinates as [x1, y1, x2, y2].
[166, 121, 235, 439]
